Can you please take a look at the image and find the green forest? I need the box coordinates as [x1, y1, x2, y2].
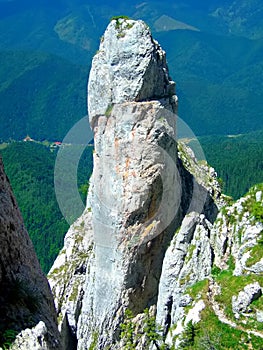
[0, 50, 88, 142]
[0, 141, 93, 273]
[198, 131, 263, 199]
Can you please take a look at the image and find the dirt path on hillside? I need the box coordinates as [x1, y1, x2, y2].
[207, 279, 263, 339]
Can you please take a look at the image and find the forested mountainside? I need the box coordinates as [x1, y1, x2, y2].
[0, 51, 87, 141]
[0, 142, 93, 273]
[197, 131, 263, 199]
[0, 157, 60, 350]
[0, 0, 263, 139]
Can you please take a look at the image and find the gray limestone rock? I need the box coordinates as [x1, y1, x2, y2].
[179, 295, 193, 307]
[232, 282, 262, 315]
[79, 101, 180, 349]
[79, 18, 180, 349]
[87, 18, 177, 127]
[247, 259, 263, 274]
[0, 158, 60, 349]
[256, 310, 263, 323]
[48, 210, 94, 350]
[210, 191, 263, 276]
[9, 322, 58, 350]
[256, 191, 262, 202]
[156, 211, 214, 336]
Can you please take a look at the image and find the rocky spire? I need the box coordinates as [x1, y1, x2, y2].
[79, 18, 181, 348]
[87, 18, 177, 127]
[49, 17, 180, 349]
[0, 158, 60, 349]
[49, 18, 221, 349]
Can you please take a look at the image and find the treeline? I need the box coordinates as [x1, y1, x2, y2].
[0, 141, 93, 273]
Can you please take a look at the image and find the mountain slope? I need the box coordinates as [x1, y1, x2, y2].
[196, 131, 263, 199]
[0, 142, 68, 273]
[0, 156, 60, 349]
[0, 51, 87, 141]
[0, 141, 93, 273]
[0, 1, 263, 139]
[156, 29, 263, 135]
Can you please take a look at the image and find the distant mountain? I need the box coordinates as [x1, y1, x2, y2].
[0, 0, 262, 139]
[0, 51, 87, 141]
[157, 30, 263, 135]
[211, 0, 263, 39]
[0, 1, 116, 64]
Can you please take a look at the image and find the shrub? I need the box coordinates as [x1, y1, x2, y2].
[0, 329, 18, 349]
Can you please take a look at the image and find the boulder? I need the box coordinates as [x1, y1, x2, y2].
[232, 282, 262, 315]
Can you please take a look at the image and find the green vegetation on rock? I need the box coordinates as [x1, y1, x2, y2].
[0, 329, 18, 350]
[182, 275, 263, 349]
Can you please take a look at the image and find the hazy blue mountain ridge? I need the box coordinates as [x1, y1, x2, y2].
[0, 0, 262, 138]
[0, 51, 87, 141]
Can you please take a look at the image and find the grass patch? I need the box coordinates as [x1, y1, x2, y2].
[88, 331, 99, 350]
[105, 104, 113, 117]
[185, 244, 196, 263]
[178, 277, 263, 349]
[0, 329, 18, 350]
[211, 265, 222, 277]
[111, 15, 130, 21]
[246, 234, 263, 267]
[0, 143, 8, 150]
[195, 305, 252, 350]
[110, 16, 134, 36]
[186, 279, 209, 300]
[242, 185, 263, 224]
[215, 271, 263, 321]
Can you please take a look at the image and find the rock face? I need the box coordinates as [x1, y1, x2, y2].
[87, 18, 177, 127]
[9, 322, 57, 350]
[49, 18, 219, 349]
[49, 210, 94, 350]
[51, 18, 182, 349]
[0, 158, 60, 349]
[49, 18, 263, 350]
[232, 282, 262, 315]
[155, 211, 213, 330]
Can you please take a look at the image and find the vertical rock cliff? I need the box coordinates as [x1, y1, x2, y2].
[49, 18, 216, 349]
[50, 18, 181, 349]
[82, 18, 181, 349]
[0, 158, 60, 349]
[49, 18, 263, 350]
